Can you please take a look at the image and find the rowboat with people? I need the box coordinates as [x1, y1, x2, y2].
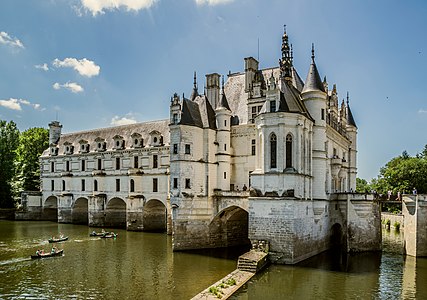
[89, 229, 109, 237]
[100, 232, 118, 239]
[48, 235, 68, 243]
[31, 248, 64, 259]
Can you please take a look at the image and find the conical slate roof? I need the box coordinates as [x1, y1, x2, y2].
[291, 67, 304, 92]
[218, 92, 231, 111]
[180, 99, 203, 128]
[347, 105, 357, 128]
[302, 60, 325, 93]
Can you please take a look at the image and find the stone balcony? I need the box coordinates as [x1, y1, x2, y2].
[128, 168, 144, 176]
[92, 170, 106, 176]
[61, 171, 73, 177]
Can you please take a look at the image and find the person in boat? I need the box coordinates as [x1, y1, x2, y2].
[36, 250, 40, 256]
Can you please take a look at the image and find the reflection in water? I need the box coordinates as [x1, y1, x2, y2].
[231, 229, 427, 300]
[2, 221, 427, 299]
[0, 221, 238, 299]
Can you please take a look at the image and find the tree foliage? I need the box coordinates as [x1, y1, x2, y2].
[14, 127, 49, 194]
[369, 147, 427, 195]
[0, 120, 20, 208]
[356, 178, 370, 193]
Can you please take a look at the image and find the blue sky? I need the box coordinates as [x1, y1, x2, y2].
[0, 0, 426, 181]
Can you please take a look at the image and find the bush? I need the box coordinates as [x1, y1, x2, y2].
[394, 221, 401, 231]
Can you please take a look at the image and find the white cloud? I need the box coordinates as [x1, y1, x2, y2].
[35, 63, 49, 71]
[111, 115, 137, 126]
[53, 82, 84, 93]
[418, 109, 427, 113]
[0, 31, 24, 49]
[53, 58, 100, 77]
[79, 0, 157, 16]
[195, 0, 234, 5]
[0, 98, 43, 111]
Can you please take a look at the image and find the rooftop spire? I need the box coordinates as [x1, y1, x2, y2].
[218, 75, 230, 111]
[302, 42, 325, 93]
[311, 43, 315, 61]
[190, 71, 199, 101]
[280, 25, 293, 80]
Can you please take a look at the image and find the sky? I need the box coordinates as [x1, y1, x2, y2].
[0, 0, 426, 181]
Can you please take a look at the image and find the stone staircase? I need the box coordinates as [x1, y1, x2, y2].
[237, 250, 268, 273]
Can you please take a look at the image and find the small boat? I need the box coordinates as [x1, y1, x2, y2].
[89, 231, 109, 237]
[31, 249, 64, 259]
[48, 236, 68, 243]
[100, 233, 118, 239]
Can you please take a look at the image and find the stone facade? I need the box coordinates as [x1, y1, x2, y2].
[403, 195, 427, 257]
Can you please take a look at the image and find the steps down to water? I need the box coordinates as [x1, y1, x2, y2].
[237, 250, 268, 273]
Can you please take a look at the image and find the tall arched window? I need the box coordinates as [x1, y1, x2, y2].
[130, 179, 135, 192]
[270, 133, 277, 169]
[286, 134, 293, 168]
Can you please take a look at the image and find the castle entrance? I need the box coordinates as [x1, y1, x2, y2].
[210, 206, 250, 247]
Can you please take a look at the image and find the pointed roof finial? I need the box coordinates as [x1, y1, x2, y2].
[284, 24, 286, 34]
[311, 43, 315, 61]
[346, 91, 349, 105]
[193, 71, 197, 88]
[190, 71, 199, 101]
[290, 44, 293, 60]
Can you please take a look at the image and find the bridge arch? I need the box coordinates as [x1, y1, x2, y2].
[143, 199, 167, 232]
[72, 197, 88, 225]
[44, 196, 58, 221]
[209, 205, 250, 247]
[105, 197, 127, 229]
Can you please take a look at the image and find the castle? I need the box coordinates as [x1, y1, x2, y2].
[32, 29, 380, 264]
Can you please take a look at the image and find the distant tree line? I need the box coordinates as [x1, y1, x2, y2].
[0, 120, 48, 208]
[356, 145, 427, 195]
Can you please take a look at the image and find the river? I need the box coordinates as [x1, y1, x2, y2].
[1, 221, 427, 299]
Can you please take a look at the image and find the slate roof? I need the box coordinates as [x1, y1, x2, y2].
[347, 105, 357, 128]
[42, 119, 170, 157]
[180, 99, 204, 128]
[302, 59, 326, 93]
[194, 95, 217, 129]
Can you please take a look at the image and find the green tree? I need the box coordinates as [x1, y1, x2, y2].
[14, 127, 49, 195]
[371, 146, 427, 195]
[356, 178, 370, 193]
[0, 120, 20, 208]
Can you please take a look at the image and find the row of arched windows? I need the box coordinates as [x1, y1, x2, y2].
[270, 133, 293, 169]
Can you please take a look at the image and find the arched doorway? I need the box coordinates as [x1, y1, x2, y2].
[330, 223, 344, 249]
[143, 199, 167, 232]
[72, 197, 88, 225]
[105, 198, 126, 229]
[44, 196, 58, 221]
[210, 206, 250, 248]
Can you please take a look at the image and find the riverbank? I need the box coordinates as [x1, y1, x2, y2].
[0, 208, 15, 219]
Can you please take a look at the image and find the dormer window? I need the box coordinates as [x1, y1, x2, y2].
[113, 135, 125, 150]
[50, 145, 59, 156]
[64, 142, 74, 155]
[149, 130, 163, 147]
[95, 137, 107, 152]
[79, 139, 90, 153]
[131, 133, 143, 148]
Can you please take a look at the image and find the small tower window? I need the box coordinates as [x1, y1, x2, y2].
[134, 156, 139, 168]
[51, 162, 55, 172]
[153, 155, 158, 168]
[51, 180, 54, 191]
[153, 178, 158, 192]
[130, 179, 135, 192]
[286, 134, 293, 168]
[116, 157, 120, 170]
[270, 100, 276, 112]
[321, 108, 325, 120]
[173, 113, 178, 124]
[173, 178, 178, 189]
[81, 160, 85, 171]
[116, 179, 120, 192]
[185, 144, 191, 154]
[173, 144, 178, 154]
[270, 133, 277, 169]
[94, 180, 98, 192]
[81, 179, 85, 191]
[66, 161, 70, 172]
[97, 158, 102, 170]
[185, 178, 191, 189]
[62, 180, 65, 191]
[251, 139, 256, 155]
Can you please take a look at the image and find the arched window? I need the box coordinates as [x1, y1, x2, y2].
[130, 179, 135, 193]
[286, 134, 293, 168]
[94, 180, 98, 192]
[270, 133, 277, 169]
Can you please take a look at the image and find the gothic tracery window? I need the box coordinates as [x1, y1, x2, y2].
[286, 134, 293, 168]
[270, 133, 277, 169]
